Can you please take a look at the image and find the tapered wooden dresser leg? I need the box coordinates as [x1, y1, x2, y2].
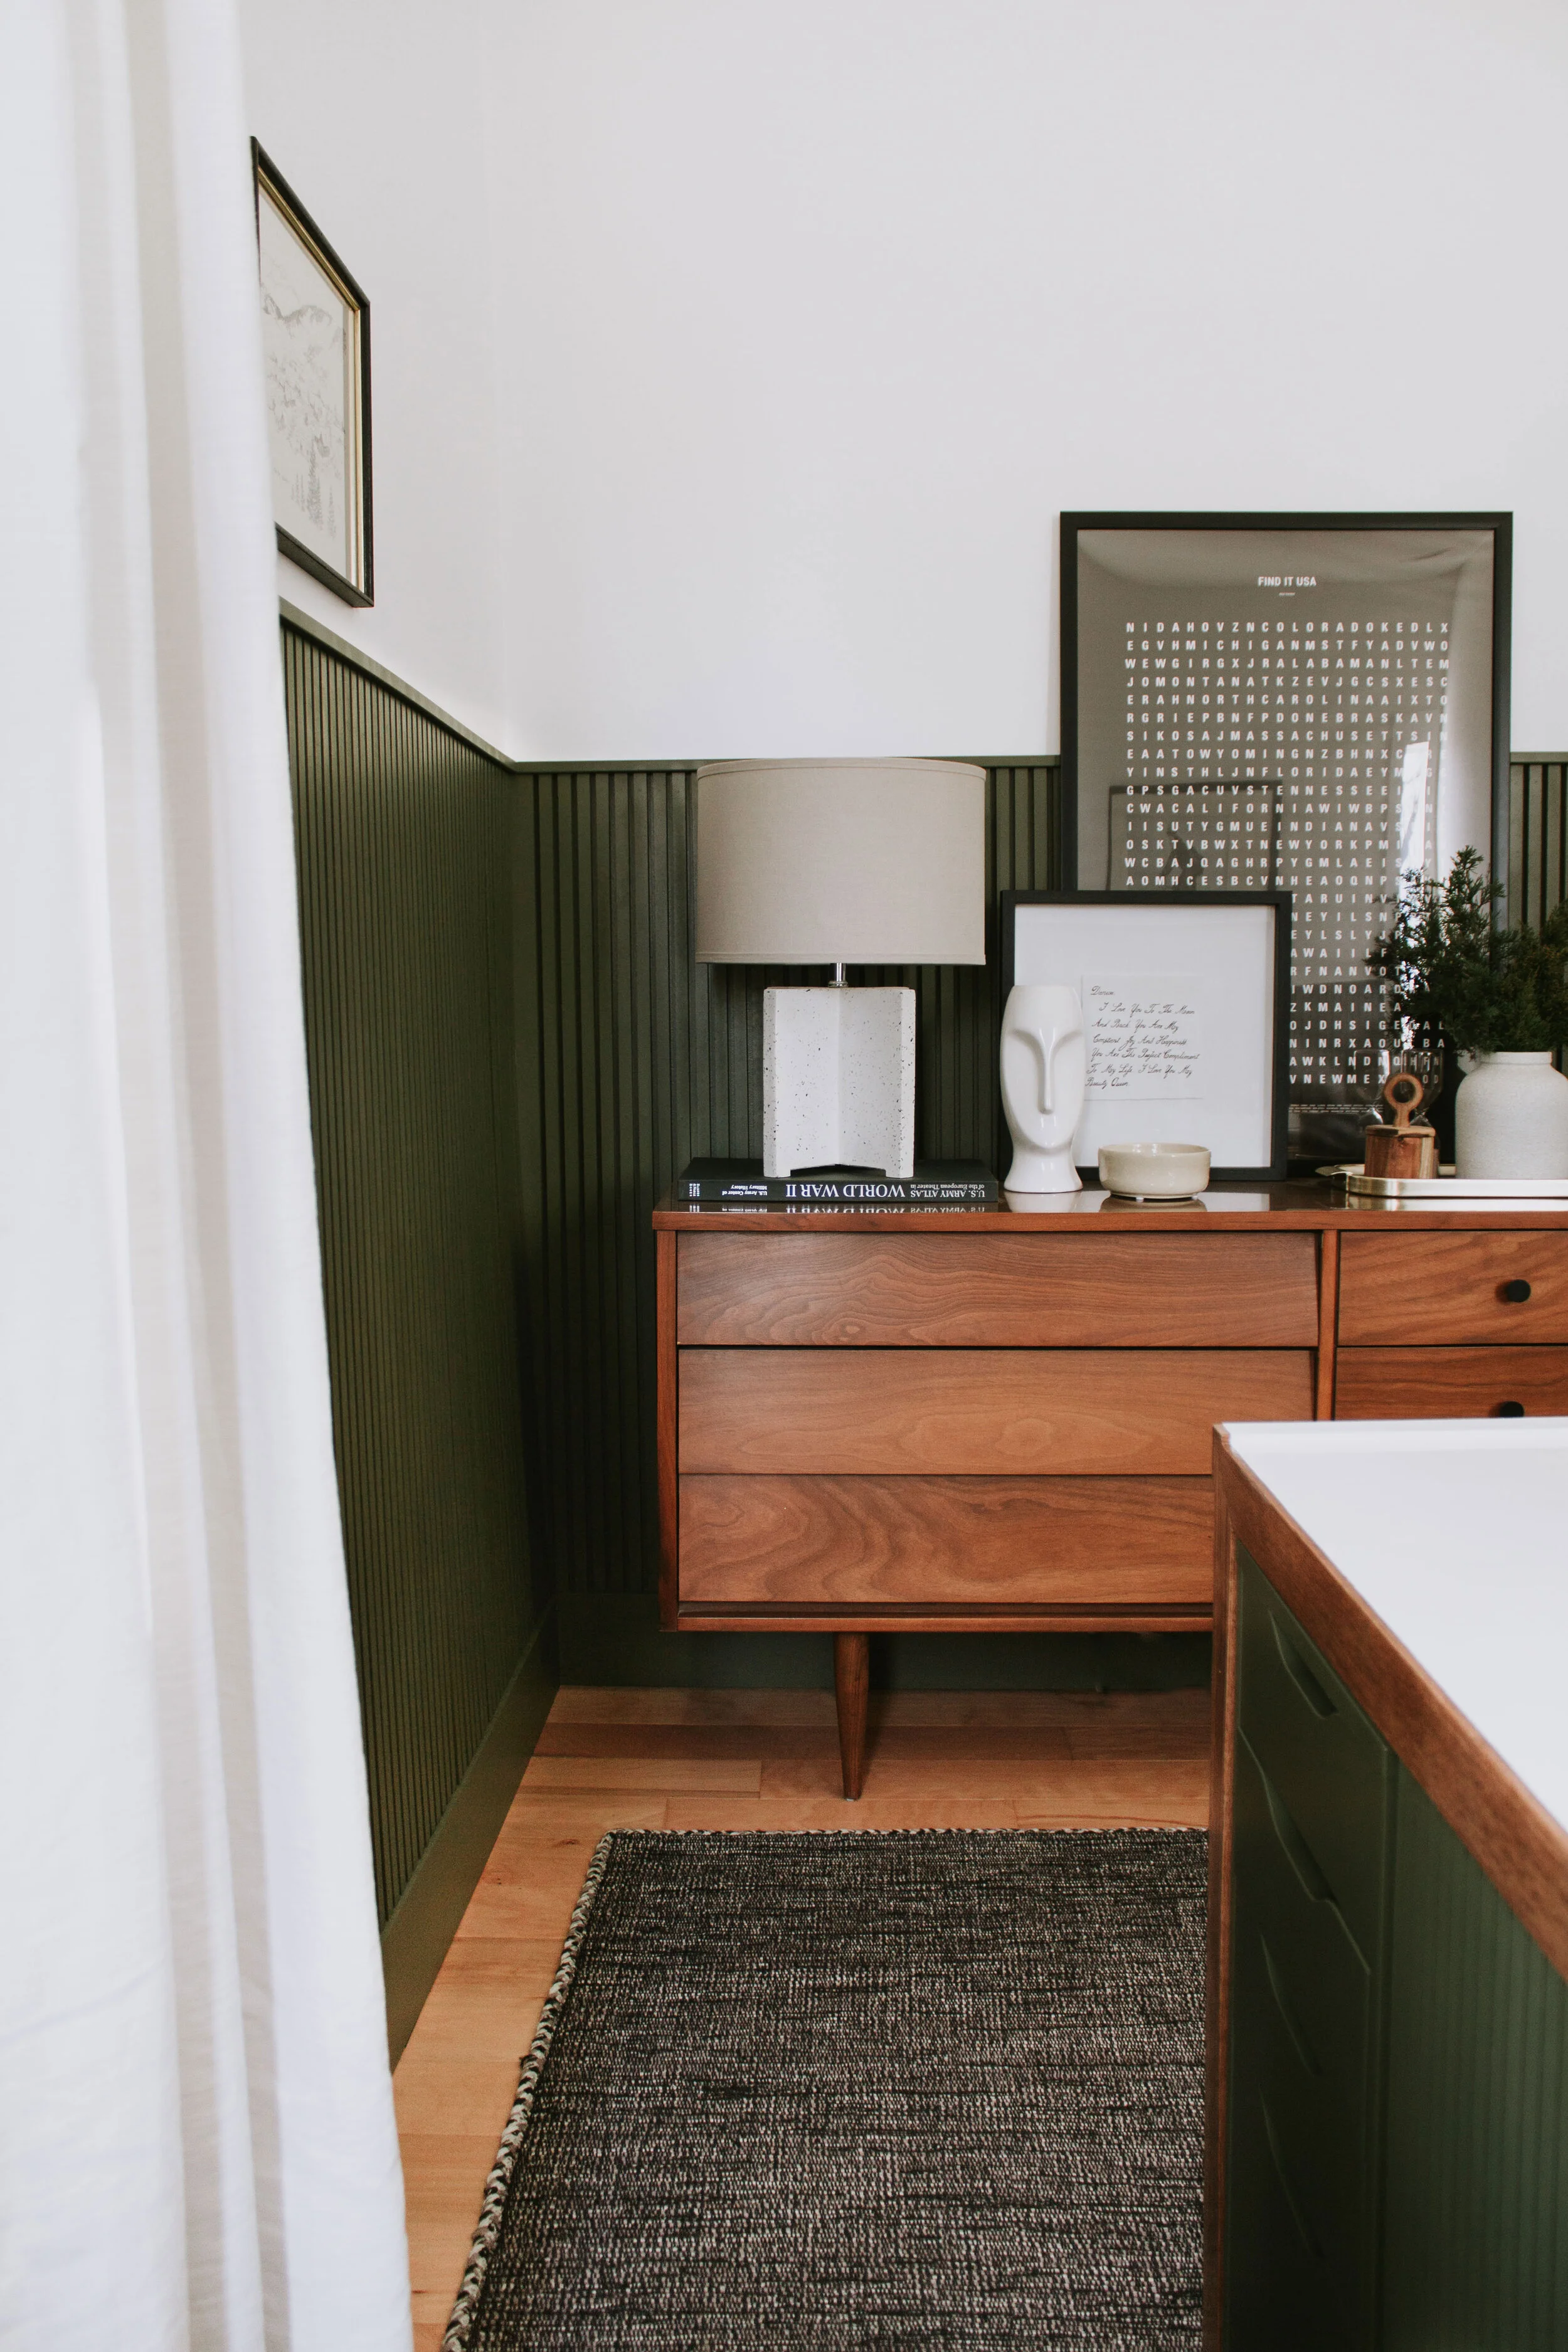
[834, 1633, 870, 1799]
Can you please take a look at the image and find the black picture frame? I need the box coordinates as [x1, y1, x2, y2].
[1000, 887, 1293, 1183]
[251, 140, 374, 608]
[1059, 510, 1512, 898]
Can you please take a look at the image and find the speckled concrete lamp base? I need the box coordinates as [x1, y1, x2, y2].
[763, 986, 916, 1179]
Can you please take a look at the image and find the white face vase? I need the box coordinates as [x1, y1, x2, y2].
[1000, 984, 1086, 1195]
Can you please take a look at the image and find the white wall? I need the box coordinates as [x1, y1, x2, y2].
[494, 0, 1568, 760]
[238, 0, 509, 750]
[239, 1, 1568, 763]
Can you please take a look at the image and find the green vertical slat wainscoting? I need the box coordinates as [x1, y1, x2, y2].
[1508, 759, 1568, 928]
[1382, 1769, 1568, 2347]
[282, 614, 553, 2059]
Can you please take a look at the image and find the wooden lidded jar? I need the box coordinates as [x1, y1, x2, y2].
[1364, 1069, 1438, 1179]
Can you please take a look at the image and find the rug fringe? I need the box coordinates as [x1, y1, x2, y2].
[608, 1823, 1204, 1839]
[440, 1829, 618, 2351]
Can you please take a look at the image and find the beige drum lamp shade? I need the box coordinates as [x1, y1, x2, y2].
[694, 759, 987, 967]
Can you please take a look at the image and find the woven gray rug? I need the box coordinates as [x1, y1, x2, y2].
[445, 1828, 1206, 2350]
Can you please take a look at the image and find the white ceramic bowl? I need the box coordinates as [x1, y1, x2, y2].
[1098, 1142, 1210, 1200]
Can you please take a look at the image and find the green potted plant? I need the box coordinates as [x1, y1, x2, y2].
[1367, 847, 1568, 1177]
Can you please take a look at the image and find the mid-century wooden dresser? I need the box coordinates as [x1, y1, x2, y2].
[654, 1186, 1568, 1794]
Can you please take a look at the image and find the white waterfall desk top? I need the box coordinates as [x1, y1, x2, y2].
[1222, 1419, 1568, 1842]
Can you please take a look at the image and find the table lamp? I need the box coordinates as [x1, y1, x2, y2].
[694, 758, 986, 1178]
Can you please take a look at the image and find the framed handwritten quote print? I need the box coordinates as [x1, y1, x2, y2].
[1000, 890, 1291, 1182]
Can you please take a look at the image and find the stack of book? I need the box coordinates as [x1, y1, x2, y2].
[675, 1158, 997, 1206]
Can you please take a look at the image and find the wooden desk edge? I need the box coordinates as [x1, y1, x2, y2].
[655, 1229, 679, 1629]
[1203, 1444, 1240, 2346]
[670, 1609, 1212, 1634]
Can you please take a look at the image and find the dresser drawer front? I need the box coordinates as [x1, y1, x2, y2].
[677, 1473, 1212, 1606]
[677, 1231, 1320, 1347]
[1338, 1231, 1568, 1344]
[1237, 1550, 1391, 1968]
[678, 1348, 1315, 1475]
[1335, 1345, 1568, 1420]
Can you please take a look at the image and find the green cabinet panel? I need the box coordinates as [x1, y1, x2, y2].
[1227, 1730, 1379, 2346]
[1225, 1547, 1568, 2348]
[1381, 1771, 1568, 2349]
[1237, 1547, 1392, 1966]
[1228, 1549, 1393, 2350]
[1235, 1727, 1376, 2136]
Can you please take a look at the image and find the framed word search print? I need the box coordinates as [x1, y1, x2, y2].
[1001, 889, 1291, 1182]
[1060, 513, 1510, 1165]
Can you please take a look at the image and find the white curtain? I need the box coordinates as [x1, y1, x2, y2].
[0, 3, 411, 2348]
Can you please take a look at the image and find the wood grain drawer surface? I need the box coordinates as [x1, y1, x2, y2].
[1338, 1231, 1568, 1345]
[677, 1473, 1213, 1606]
[678, 1347, 1315, 1475]
[677, 1230, 1319, 1347]
[1335, 1345, 1568, 1420]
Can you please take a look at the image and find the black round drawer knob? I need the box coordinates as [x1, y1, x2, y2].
[1495, 1400, 1527, 1417]
[1502, 1278, 1533, 1303]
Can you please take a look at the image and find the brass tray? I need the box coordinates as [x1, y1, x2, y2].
[1322, 1165, 1568, 1200]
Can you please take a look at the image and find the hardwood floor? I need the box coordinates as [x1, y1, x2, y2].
[393, 1682, 1209, 2348]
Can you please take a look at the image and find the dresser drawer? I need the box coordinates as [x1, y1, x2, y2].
[677, 1231, 1320, 1347]
[1237, 1550, 1391, 1968]
[1338, 1231, 1568, 1344]
[1335, 1346, 1568, 1421]
[677, 1473, 1212, 1606]
[677, 1348, 1315, 1475]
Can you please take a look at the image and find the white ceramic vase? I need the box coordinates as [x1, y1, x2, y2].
[1000, 983, 1086, 1194]
[1453, 1052, 1568, 1179]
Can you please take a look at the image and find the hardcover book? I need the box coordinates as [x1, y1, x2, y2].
[676, 1158, 997, 1205]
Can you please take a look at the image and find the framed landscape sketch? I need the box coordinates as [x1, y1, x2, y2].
[1060, 513, 1511, 1163]
[252, 142, 373, 606]
[1002, 890, 1291, 1182]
